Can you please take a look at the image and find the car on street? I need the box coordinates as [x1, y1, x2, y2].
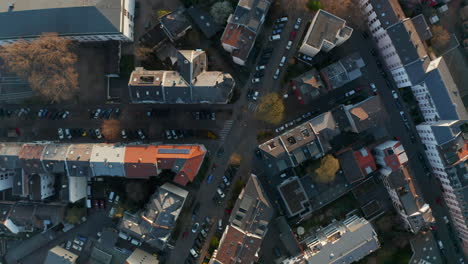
[200, 228, 208, 238]
[370, 83, 377, 94]
[399, 111, 408, 122]
[269, 34, 281, 41]
[273, 68, 280, 80]
[207, 174, 214, 184]
[222, 175, 231, 187]
[58, 128, 64, 139]
[254, 70, 264, 77]
[93, 109, 101, 119]
[256, 65, 265, 71]
[192, 222, 199, 233]
[218, 219, 223, 231]
[66, 241, 72, 250]
[189, 248, 199, 258]
[121, 129, 127, 139]
[252, 78, 260, 84]
[72, 244, 82, 251]
[275, 126, 285, 133]
[294, 18, 302, 29]
[94, 128, 102, 139]
[65, 128, 72, 139]
[275, 16, 288, 23]
[255, 148, 262, 159]
[252, 91, 259, 101]
[300, 54, 313, 62]
[345, 90, 356, 97]
[217, 188, 225, 199]
[272, 29, 282, 35]
[443, 216, 449, 224]
[137, 129, 146, 140]
[392, 90, 399, 99]
[286, 40, 292, 50]
[273, 23, 286, 30]
[289, 31, 297, 40]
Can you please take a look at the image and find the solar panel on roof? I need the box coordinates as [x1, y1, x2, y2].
[158, 148, 190, 154]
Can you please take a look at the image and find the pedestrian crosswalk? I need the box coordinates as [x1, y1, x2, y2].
[247, 102, 258, 112]
[219, 120, 234, 141]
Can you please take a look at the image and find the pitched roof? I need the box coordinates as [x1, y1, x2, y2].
[19, 144, 45, 175]
[221, 23, 257, 62]
[123, 145, 158, 178]
[186, 6, 222, 38]
[345, 96, 385, 133]
[159, 8, 191, 41]
[339, 148, 376, 184]
[277, 176, 310, 217]
[0, 142, 22, 168]
[213, 225, 262, 264]
[65, 144, 93, 177]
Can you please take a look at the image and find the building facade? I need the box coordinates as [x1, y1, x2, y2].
[416, 120, 468, 247]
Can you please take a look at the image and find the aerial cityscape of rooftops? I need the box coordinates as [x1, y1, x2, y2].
[0, 0, 466, 263]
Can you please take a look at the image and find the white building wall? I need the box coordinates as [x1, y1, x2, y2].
[0, 170, 14, 191]
[411, 83, 439, 122]
[40, 174, 55, 200]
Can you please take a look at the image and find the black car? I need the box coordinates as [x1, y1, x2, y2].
[254, 70, 264, 78]
[255, 149, 262, 159]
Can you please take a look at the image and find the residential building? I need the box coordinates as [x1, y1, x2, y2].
[0, 0, 135, 45]
[159, 8, 191, 42]
[68, 176, 87, 203]
[373, 140, 409, 171]
[0, 170, 14, 191]
[125, 248, 158, 264]
[299, 9, 352, 57]
[0, 201, 66, 234]
[277, 176, 311, 218]
[319, 52, 365, 90]
[41, 144, 70, 174]
[282, 215, 380, 264]
[292, 68, 325, 104]
[359, 0, 430, 88]
[221, 0, 271, 65]
[211, 174, 273, 264]
[43, 246, 78, 264]
[128, 50, 235, 104]
[119, 183, 188, 250]
[90, 144, 125, 177]
[411, 57, 468, 122]
[65, 144, 94, 177]
[0, 143, 22, 169]
[28, 173, 55, 200]
[19, 143, 46, 175]
[259, 121, 323, 171]
[409, 232, 443, 264]
[343, 96, 386, 133]
[124, 144, 206, 185]
[380, 166, 434, 233]
[309, 111, 342, 153]
[187, 6, 222, 39]
[339, 147, 376, 184]
[416, 120, 468, 247]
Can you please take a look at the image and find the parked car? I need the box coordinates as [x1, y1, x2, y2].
[222, 175, 231, 187]
[276, 16, 288, 23]
[252, 91, 259, 101]
[294, 18, 302, 30]
[392, 90, 399, 99]
[254, 70, 264, 77]
[252, 78, 260, 84]
[217, 188, 225, 199]
[137, 129, 146, 140]
[289, 31, 297, 40]
[256, 65, 265, 71]
[189, 248, 199, 258]
[275, 126, 285, 133]
[286, 40, 292, 50]
[269, 34, 281, 41]
[218, 219, 223, 231]
[345, 90, 356, 97]
[399, 111, 408, 122]
[273, 68, 280, 80]
[64, 128, 72, 139]
[94, 128, 102, 139]
[272, 29, 283, 35]
[121, 129, 127, 139]
[58, 128, 64, 139]
[192, 223, 199, 233]
[370, 83, 377, 94]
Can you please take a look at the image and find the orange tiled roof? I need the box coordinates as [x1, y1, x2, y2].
[214, 225, 262, 264]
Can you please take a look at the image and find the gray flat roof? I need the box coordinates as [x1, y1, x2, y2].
[305, 9, 347, 49]
[0, 0, 123, 40]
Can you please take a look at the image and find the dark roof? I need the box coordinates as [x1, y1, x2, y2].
[411, 14, 432, 41]
[277, 177, 310, 217]
[346, 96, 385, 133]
[369, 0, 405, 29]
[160, 8, 191, 41]
[0, 6, 120, 40]
[387, 20, 427, 66]
[339, 150, 365, 184]
[186, 6, 222, 38]
[138, 22, 168, 49]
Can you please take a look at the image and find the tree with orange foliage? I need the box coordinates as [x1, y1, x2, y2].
[430, 25, 451, 51]
[0, 32, 79, 102]
[101, 119, 121, 142]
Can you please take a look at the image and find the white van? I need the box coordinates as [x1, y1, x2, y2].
[130, 239, 142, 246]
[269, 34, 281, 41]
[108, 192, 115, 203]
[190, 248, 199, 258]
[87, 185, 91, 197]
[280, 173, 287, 178]
[279, 56, 287, 67]
[118, 231, 129, 240]
[86, 199, 91, 208]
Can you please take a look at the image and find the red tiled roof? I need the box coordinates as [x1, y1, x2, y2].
[353, 147, 376, 175]
[213, 225, 262, 264]
[124, 146, 158, 178]
[19, 144, 46, 175]
[221, 23, 256, 62]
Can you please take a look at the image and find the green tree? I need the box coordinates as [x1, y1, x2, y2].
[65, 206, 86, 224]
[314, 155, 340, 183]
[307, 0, 323, 11]
[157, 9, 170, 18]
[209, 236, 220, 253]
[255, 92, 285, 125]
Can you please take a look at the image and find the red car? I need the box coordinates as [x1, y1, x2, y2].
[289, 31, 297, 40]
[93, 200, 99, 208]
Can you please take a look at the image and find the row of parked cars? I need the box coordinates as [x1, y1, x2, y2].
[38, 109, 70, 119]
[164, 129, 193, 140]
[64, 235, 87, 252]
[212, 166, 237, 205]
[275, 110, 318, 133]
[58, 128, 103, 139]
[90, 108, 120, 119]
[188, 216, 213, 262]
[192, 111, 216, 120]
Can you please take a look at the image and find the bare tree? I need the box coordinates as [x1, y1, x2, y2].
[134, 46, 153, 61]
[430, 25, 450, 51]
[0, 32, 78, 102]
[101, 119, 121, 142]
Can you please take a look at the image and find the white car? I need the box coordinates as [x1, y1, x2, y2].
[217, 188, 225, 199]
[273, 69, 280, 80]
[275, 126, 285, 133]
[370, 83, 377, 94]
[121, 129, 127, 139]
[252, 78, 260, 84]
[252, 91, 259, 101]
[137, 129, 145, 140]
[345, 90, 356, 97]
[392, 90, 398, 99]
[62, 111, 70, 119]
[58, 128, 64, 139]
[256, 65, 265, 71]
[294, 18, 302, 30]
[72, 244, 82, 251]
[94, 128, 102, 139]
[222, 175, 231, 186]
[443, 216, 449, 224]
[190, 248, 199, 258]
[286, 41, 292, 50]
[93, 109, 101, 119]
[165, 130, 172, 139]
[64, 128, 72, 139]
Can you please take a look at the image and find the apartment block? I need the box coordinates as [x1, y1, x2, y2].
[416, 120, 468, 246]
